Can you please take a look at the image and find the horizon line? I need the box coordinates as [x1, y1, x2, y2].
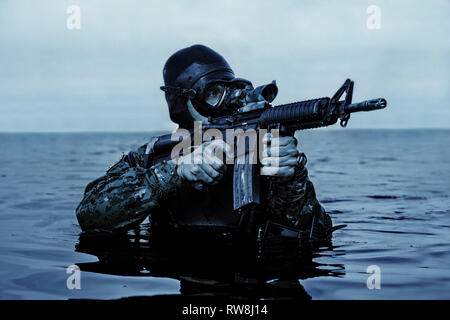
[1, 128, 449, 134]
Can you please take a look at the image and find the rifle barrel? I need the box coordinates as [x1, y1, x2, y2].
[344, 98, 387, 113]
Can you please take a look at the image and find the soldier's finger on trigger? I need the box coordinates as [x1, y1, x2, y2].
[200, 162, 221, 181]
[200, 154, 223, 176]
[203, 152, 226, 172]
[200, 152, 222, 173]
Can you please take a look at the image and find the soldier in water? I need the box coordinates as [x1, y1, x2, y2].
[75, 45, 333, 252]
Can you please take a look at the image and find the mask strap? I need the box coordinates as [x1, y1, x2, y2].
[160, 86, 196, 99]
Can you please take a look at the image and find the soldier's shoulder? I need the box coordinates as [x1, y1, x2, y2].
[130, 136, 160, 167]
[134, 143, 148, 157]
[105, 136, 160, 172]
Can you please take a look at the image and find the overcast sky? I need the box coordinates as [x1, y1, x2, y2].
[0, 0, 448, 132]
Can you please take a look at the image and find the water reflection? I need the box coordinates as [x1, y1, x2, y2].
[75, 223, 345, 300]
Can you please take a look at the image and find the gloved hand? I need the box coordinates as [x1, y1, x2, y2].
[173, 139, 230, 186]
[260, 133, 302, 179]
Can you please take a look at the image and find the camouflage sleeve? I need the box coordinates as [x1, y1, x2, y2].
[75, 144, 182, 231]
[266, 155, 326, 231]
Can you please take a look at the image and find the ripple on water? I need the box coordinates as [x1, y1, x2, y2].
[321, 199, 354, 204]
[367, 195, 429, 201]
[328, 210, 345, 215]
[10, 199, 54, 210]
[376, 216, 426, 221]
[316, 170, 348, 175]
[367, 195, 398, 199]
[372, 157, 398, 161]
[425, 210, 450, 215]
[354, 228, 435, 236]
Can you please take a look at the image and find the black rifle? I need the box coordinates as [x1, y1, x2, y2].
[144, 79, 386, 230]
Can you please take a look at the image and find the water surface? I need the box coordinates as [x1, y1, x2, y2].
[0, 130, 449, 299]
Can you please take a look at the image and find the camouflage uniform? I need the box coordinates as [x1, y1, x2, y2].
[76, 140, 332, 244]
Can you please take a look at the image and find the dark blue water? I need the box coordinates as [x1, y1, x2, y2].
[0, 130, 449, 299]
